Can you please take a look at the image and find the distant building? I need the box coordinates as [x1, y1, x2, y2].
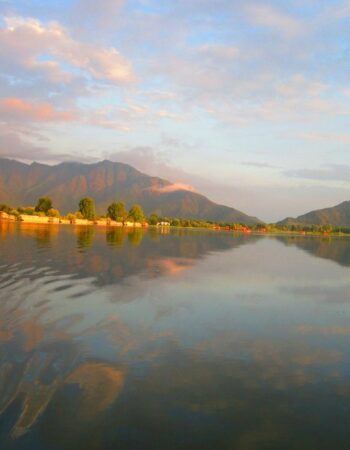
[157, 221, 171, 227]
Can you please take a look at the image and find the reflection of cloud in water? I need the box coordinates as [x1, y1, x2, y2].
[284, 284, 350, 304]
[1, 225, 350, 448]
[0, 306, 350, 448]
[0, 224, 258, 288]
[147, 257, 194, 277]
[66, 362, 125, 419]
[297, 324, 350, 335]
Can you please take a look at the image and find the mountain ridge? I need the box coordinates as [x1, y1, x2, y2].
[0, 157, 261, 224]
[277, 200, 350, 227]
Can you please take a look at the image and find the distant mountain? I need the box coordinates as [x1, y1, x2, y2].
[0, 158, 261, 224]
[277, 200, 350, 227]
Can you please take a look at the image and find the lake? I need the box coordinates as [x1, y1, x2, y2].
[1, 222, 350, 449]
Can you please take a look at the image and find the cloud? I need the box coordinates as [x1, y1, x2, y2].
[152, 183, 196, 193]
[0, 131, 62, 162]
[240, 161, 281, 169]
[297, 324, 350, 336]
[285, 164, 350, 182]
[86, 102, 183, 132]
[245, 3, 304, 37]
[0, 130, 94, 163]
[299, 132, 350, 144]
[0, 97, 75, 122]
[73, 0, 125, 29]
[105, 145, 188, 180]
[197, 44, 240, 61]
[0, 16, 135, 85]
[276, 74, 327, 98]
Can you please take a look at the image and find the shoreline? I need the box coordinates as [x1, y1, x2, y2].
[1, 213, 350, 238]
[0, 212, 149, 228]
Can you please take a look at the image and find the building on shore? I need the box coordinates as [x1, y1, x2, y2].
[157, 221, 171, 227]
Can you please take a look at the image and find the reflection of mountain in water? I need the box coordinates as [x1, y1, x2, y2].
[1, 225, 350, 449]
[0, 223, 261, 441]
[273, 235, 350, 267]
[0, 223, 261, 287]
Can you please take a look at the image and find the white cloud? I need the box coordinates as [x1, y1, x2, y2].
[285, 164, 350, 183]
[299, 132, 350, 144]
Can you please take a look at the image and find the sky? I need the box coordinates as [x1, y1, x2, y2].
[0, 0, 350, 221]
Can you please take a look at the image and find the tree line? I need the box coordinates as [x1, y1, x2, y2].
[2, 198, 350, 234]
[0, 196, 146, 223]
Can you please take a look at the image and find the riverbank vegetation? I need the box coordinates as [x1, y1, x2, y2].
[1, 198, 350, 236]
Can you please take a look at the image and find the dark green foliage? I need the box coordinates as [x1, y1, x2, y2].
[128, 204, 145, 222]
[170, 218, 180, 227]
[79, 197, 96, 220]
[18, 207, 35, 215]
[35, 197, 52, 213]
[47, 208, 60, 218]
[0, 204, 12, 213]
[149, 213, 159, 225]
[107, 202, 127, 222]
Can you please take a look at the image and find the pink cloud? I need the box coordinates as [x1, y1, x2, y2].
[0, 16, 135, 85]
[153, 183, 196, 193]
[0, 98, 75, 122]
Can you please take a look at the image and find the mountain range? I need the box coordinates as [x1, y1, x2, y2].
[277, 200, 350, 228]
[0, 158, 261, 224]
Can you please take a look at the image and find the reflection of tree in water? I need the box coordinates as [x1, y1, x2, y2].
[76, 226, 95, 251]
[0, 223, 59, 249]
[0, 221, 16, 239]
[1, 227, 350, 449]
[127, 229, 144, 247]
[34, 226, 58, 248]
[0, 228, 261, 288]
[106, 229, 125, 247]
[274, 235, 350, 267]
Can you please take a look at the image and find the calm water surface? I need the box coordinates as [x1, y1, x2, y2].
[1, 222, 350, 449]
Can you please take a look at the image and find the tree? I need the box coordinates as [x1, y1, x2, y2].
[35, 197, 52, 214]
[18, 206, 35, 215]
[0, 204, 12, 213]
[47, 208, 60, 218]
[149, 213, 159, 225]
[128, 204, 145, 223]
[78, 197, 96, 220]
[107, 202, 127, 222]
